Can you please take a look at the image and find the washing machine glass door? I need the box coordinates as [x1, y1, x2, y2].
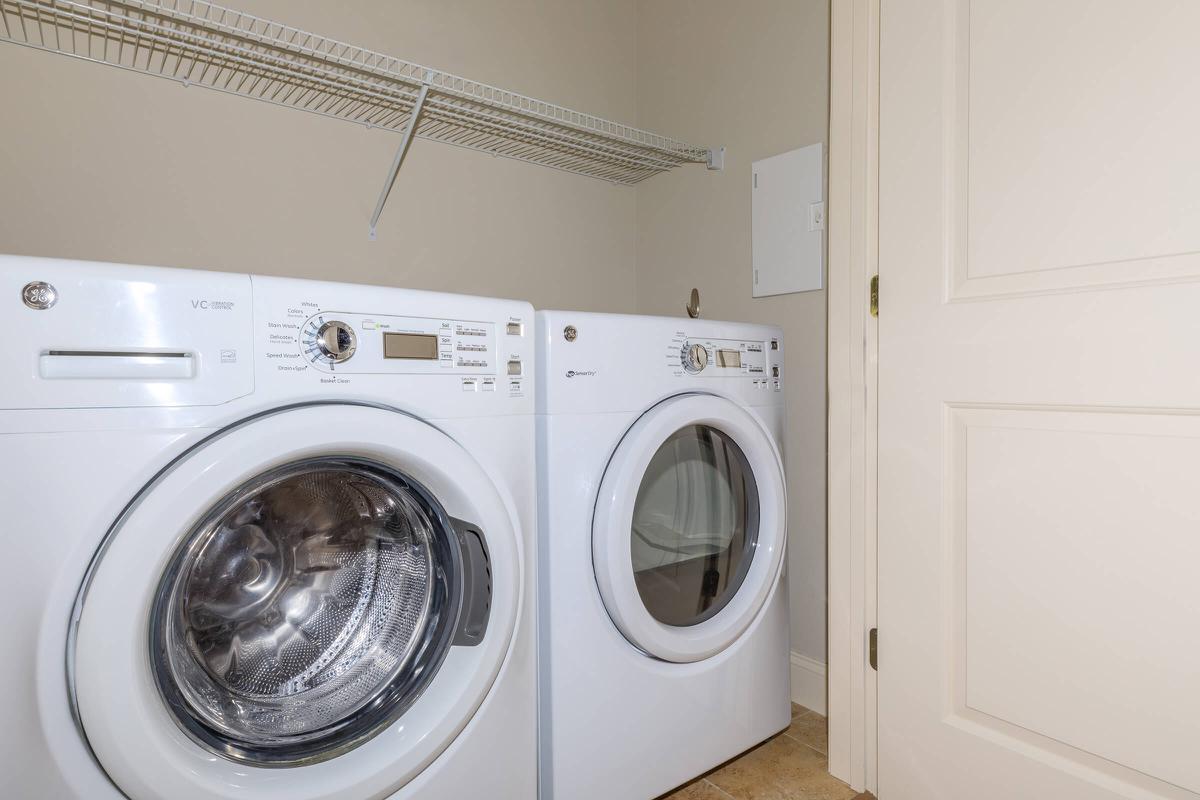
[71, 404, 519, 800]
[593, 393, 785, 663]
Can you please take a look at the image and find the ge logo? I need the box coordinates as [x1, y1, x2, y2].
[21, 281, 58, 310]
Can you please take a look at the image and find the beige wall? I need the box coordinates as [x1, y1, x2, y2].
[635, 0, 831, 664]
[0, 0, 829, 664]
[0, 0, 639, 312]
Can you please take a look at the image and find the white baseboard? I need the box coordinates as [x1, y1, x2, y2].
[790, 650, 827, 716]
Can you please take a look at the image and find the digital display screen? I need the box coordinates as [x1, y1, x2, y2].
[383, 332, 438, 360]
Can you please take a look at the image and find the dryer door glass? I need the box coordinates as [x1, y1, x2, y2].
[149, 456, 460, 766]
[631, 425, 760, 626]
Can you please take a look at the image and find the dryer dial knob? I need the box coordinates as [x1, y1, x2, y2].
[316, 320, 357, 363]
[683, 343, 709, 373]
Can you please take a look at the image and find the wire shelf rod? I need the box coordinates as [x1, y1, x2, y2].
[0, 0, 721, 230]
[13, 0, 690, 176]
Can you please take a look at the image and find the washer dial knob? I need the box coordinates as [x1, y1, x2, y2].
[316, 320, 357, 363]
[683, 342, 709, 373]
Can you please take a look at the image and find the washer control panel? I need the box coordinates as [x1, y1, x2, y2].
[669, 333, 781, 391]
[297, 311, 511, 375]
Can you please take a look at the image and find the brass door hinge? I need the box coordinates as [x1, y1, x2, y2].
[869, 275, 879, 318]
[869, 628, 878, 671]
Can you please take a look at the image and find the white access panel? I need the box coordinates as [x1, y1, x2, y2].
[751, 143, 824, 297]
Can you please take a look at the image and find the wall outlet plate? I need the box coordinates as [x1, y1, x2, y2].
[809, 200, 825, 231]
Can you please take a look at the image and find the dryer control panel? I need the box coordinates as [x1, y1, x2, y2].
[537, 311, 781, 414]
[667, 332, 781, 392]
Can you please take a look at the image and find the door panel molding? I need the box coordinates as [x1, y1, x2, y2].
[943, 404, 1200, 798]
[946, 0, 1200, 303]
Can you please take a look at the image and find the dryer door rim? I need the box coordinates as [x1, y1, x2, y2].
[592, 392, 786, 663]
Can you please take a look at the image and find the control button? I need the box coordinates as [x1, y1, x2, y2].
[316, 320, 357, 363]
[773, 379, 782, 391]
[771, 365, 780, 377]
[682, 343, 709, 373]
[361, 320, 377, 330]
[481, 378, 496, 392]
[506, 321, 524, 336]
[770, 339, 779, 351]
[507, 359, 523, 376]
[462, 378, 478, 392]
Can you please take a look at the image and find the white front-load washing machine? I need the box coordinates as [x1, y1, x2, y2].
[0, 255, 537, 800]
[535, 311, 791, 800]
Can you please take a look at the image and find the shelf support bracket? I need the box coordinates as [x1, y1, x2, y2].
[706, 146, 725, 171]
[369, 70, 434, 240]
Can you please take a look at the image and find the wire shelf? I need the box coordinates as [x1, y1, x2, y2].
[0, 0, 713, 185]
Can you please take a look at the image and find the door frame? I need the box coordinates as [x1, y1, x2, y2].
[827, 0, 880, 794]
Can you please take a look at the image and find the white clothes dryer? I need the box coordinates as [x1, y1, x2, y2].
[535, 311, 791, 800]
[0, 256, 537, 800]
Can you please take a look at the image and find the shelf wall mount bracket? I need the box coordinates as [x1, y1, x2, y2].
[706, 146, 726, 171]
[368, 70, 434, 241]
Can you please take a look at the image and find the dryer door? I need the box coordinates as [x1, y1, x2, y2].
[71, 404, 519, 800]
[593, 393, 786, 663]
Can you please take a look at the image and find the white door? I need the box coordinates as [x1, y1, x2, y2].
[72, 404, 519, 800]
[592, 393, 786, 662]
[878, 2, 1200, 799]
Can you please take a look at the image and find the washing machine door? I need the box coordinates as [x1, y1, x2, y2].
[71, 403, 519, 800]
[593, 393, 786, 663]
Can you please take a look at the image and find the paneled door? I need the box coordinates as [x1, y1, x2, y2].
[878, 2, 1200, 798]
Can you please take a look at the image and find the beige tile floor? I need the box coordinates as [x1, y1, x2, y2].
[658, 704, 873, 800]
